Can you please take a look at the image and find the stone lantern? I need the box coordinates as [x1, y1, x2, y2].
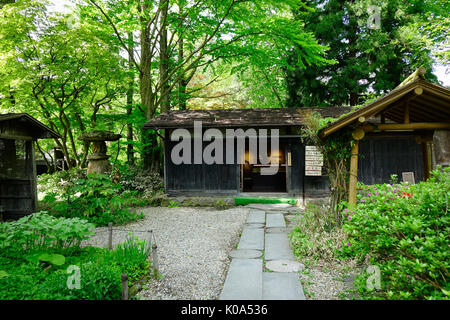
[79, 130, 121, 175]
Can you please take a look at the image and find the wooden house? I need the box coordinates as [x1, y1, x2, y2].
[319, 70, 450, 206]
[145, 107, 351, 198]
[0, 113, 60, 220]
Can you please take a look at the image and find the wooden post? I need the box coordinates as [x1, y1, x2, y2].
[147, 230, 153, 259]
[152, 243, 159, 278]
[121, 273, 128, 300]
[348, 140, 359, 208]
[108, 222, 113, 250]
[30, 141, 38, 213]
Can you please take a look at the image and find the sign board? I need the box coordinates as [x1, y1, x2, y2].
[305, 146, 324, 176]
[305, 170, 322, 176]
[305, 166, 322, 171]
[402, 172, 415, 185]
[305, 155, 323, 161]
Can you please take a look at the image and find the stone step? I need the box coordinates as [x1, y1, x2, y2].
[266, 213, 286, 228]
[238, 228, 265, 251]
[264, 233, 295, 261]
[262, 273, 306, 300]
[247, 210, 266, 224]
[219, 259, 263, 300]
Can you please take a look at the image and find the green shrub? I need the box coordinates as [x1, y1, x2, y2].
[341, 167, 450, 300]
[290, 202, 346, 263]
[0, 241, 149, 300]
[42, 173, 144, 226]
[116, 164, 164, 196]
[103, 235, 151, 283]
[0, 259, 122, 300]
[0, 212, 94, 251]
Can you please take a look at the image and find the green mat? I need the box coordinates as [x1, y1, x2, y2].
[234, 197, 297, 205]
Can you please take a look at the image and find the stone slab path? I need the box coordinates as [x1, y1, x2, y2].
[219, 204, 305, 300]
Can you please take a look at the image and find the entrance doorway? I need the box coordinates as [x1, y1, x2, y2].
[241, 142, 287, 192]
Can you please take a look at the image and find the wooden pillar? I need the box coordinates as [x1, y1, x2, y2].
[422, 142, 430, 181]
[30, 141, 38, 213]
[348, 140, 359, 208]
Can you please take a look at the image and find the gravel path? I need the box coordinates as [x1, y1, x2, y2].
[85, 206, 248, 300]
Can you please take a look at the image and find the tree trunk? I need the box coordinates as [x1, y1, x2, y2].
[159, 0, 170, 113]
[127, 31, 135, 165]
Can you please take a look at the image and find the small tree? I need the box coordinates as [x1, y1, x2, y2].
[300, 111, 353, 226]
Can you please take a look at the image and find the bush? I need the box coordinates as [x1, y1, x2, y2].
[0, 251, 122, 300]
[42, 173, 144, 226]
[0, 212, 94, 251]
[116, 164, 164, 196]
[103, 235, 151, 283]
[290, 201, 346, 263]
[0, 236, 152, 300]
[341, 167, 450, 299]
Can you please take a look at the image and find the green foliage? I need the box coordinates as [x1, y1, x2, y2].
[168, 200, 180, 208]
[0, 232, 152, 300]
[290, 202, 346, 263]
[41, 171, 145, 226]
[0, 251, 123, 300]
[341, 167, 450, 299]
[300, 111, 353, 225]
[0, 0, 129, 168]
[103, 235, 151, 283]
[116, 163, 164, 196]
[286, 0, 438, 107]
[0, 212, 94, 251]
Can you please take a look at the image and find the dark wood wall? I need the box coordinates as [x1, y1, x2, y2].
[163, 130, 425, 198]
[358, 135, 424, 185]
[163, 132, 331, 197]
[164, 134, 239, 195]
[287, 140, 330, 197]
[0, 139, 37, 220]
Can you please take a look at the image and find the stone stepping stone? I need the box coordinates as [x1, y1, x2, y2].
[246, 203, 293, 211]
[262, 273, 306, 300]
[266, 213, 286, 228]
[238, 228, 264, 250]
[265, 260, 305, 272]
[247, 210, 265, 224]
[229, 249, 263, 259]
[265, 233, 294, 261]
[244, 223, 264, 229]
[219, 259, 263, 300]
[266, 227, 287, 234]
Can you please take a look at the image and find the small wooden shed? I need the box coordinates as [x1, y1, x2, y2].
[145, 107, 351, 198]
[319, 69, 450, 207]
[0, 113, 60, 220]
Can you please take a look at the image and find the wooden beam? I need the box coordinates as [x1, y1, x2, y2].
[348, 140, 359, 208]
[0, 134, 33, 141]
[363, 122, 450, 132]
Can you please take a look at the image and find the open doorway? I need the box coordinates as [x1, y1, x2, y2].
[241, 141, 287, 192]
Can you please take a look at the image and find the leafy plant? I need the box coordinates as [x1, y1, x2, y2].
[168, 201, 180, 208]
[0, 212, 94, 251]
[103, 235, 151, 283]
[341, 167, 450, 300]
[41, 172, 144, 226]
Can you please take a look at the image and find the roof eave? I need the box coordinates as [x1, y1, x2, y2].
[319, 79, 449, 138]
